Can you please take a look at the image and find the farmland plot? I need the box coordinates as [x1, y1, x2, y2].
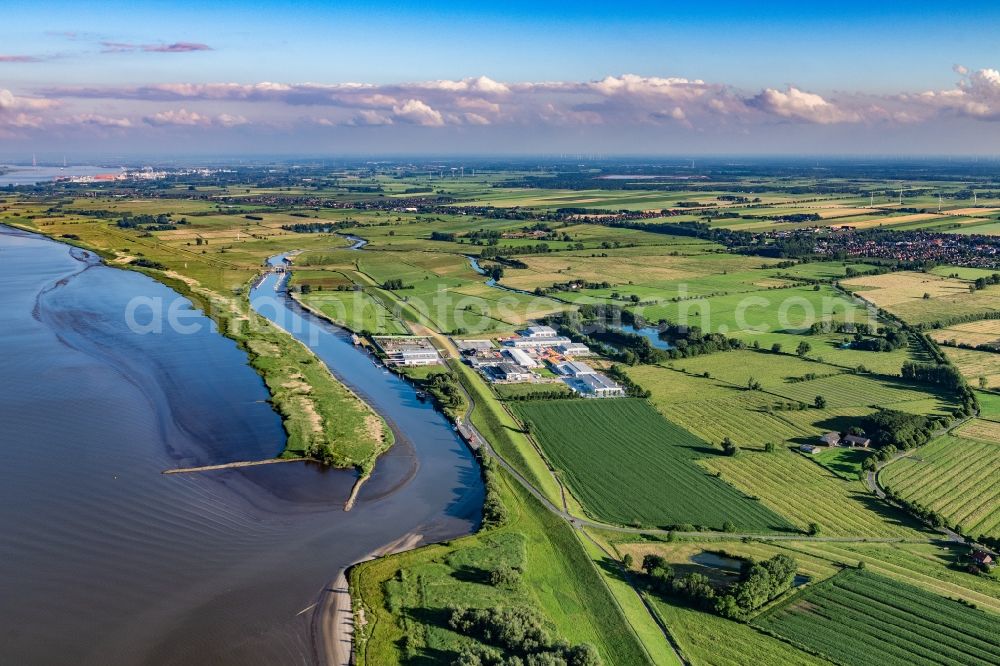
[753, 569, 1000, 666]
[881, 432, 1000, 538]
[930, 318, 1000, 348]
[702, 449, 925, 537]
[512, 399, 793, 531]
[940, 346, 1000, 389]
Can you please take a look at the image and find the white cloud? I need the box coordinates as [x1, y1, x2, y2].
[391, 99, 444, 126]
[143, 108, 248, 127]
[751, 86, 861, 124]
[0, 88, 58, 111]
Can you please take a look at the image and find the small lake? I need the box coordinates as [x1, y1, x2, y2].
[690, 551, 810, 586]
[615, 324, 675, 350]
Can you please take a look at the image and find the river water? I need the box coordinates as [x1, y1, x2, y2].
[0, 227, 482, 665]
[0, 166, 113, 186]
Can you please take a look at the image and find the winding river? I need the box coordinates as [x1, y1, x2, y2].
[0, 226, 482, 665]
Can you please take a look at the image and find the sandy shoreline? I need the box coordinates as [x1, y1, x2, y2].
[312, 531, 424, 666]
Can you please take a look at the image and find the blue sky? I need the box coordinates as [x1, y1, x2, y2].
[2, 1, 1000, 156]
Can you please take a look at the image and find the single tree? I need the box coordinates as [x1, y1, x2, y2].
[814, 395, 827, 409]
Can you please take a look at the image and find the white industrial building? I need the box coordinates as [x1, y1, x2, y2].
[556, 360, 625, 397]
[559, 360, 595, 377]
[372, 336, 442, 367]
[505, 335, 572, 349]
[574, 373, 626, 398]
[504, 347, 538, 368]
[453, 338, 494, 352]
[487, 362, 532, 382]
[557, 342, 592, 356]
[523, 325, 557, 338]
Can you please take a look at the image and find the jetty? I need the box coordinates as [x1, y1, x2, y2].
[162, 457, 313, 475]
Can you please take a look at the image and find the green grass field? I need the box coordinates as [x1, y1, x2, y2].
[352, 251, 567, 333]
[940, 346, 1000, 389]
[702, 449, 925, 537]
[636, 284, 869, 335]
[297, 288, 409, 334]
[492, 382, 574, 400]
[880, 432, 1000, 538]
[351, 467, 653, 665]
[513, 399, 794, 531]
[976, 390, 1000, 421]
[754, 568, 1000, 666]
[627, 362, 878, 450]
[812, 445, 872, 479]
[648, 594, 831, 666]
[620, 538, 1000, 615]
[655, 350, 955, 437]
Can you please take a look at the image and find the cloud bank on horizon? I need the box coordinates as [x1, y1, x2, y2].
[5, 68, 1000, 137]
[4, 1, 1000, 154]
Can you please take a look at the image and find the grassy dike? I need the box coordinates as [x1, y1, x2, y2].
[350, 460, 653, 665]
[13, 219, 392, 473]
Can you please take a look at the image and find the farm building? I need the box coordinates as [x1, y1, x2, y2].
[971, 550, 994, 568]
[372, 336, 442, 367]
[843, 435, 871, 448]
[820, 432, 841, 446]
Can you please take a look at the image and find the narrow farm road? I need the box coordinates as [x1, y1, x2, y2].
[865, 411, 978, 543]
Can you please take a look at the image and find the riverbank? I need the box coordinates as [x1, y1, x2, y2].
[318, 532, 424, 666]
